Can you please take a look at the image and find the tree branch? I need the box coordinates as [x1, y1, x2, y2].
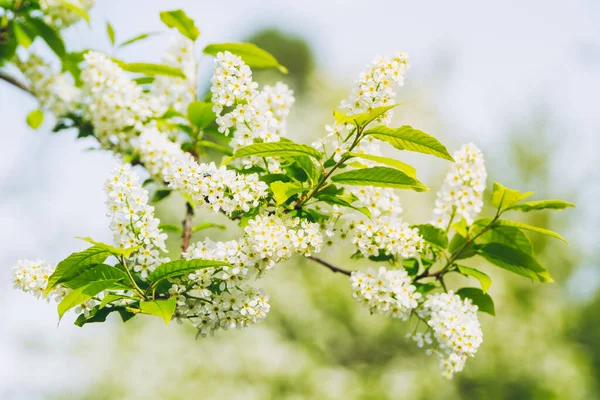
[181, 202, 194, 253]
[307, 255, 352, 276]
[0, 71, 34, 96]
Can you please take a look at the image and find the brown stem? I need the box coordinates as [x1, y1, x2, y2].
[0, 71, 34, 96]
[181, 202, 194, 253]
[307, 255, 352, 276]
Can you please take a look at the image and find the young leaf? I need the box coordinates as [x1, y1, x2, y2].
[334, 105, 398, 128]
[507, 200, 575, 212]
[106, 22, 115, 45]
[456, 287, 495, 315]
[160, 9, 199, 41]
[158, 224, 183, 233]
[493, 220, 568, 243]
[412, 224, 448, 248]
[27, 18, 66, 58]
[364, 125, 454, 161]
[457, 265, 492, 293]
[26, 109, 44, 129]
[46, 246, 112, 294]
[146, 259, 230, 286]
[331, 167, 428, 192]
[203, 42, 287, 73]
[187, 101, 216, 129]
[349, 152, 416, 178]
[76, 237, 140, 258]
[118, 32, 160, 48]
[192, 222, 226, 233]
[477, 242, 553, 282]
[491, 182, 533, 210]
[270, 181, 306, 205]
[119, 62, 186, 78]
[139, 297, 178, 325]
[231, 142, 322, 160]
[57, 280, 120, 319]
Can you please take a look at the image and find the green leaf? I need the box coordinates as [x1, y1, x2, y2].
[118, 32, 160, 48]
[456, 287, 495, 315]
[61, 1, 90, 24]
[412, 224, 448, 248]
[334, 105, 398, 128]
[478, 243, 553, 282]
[491, 182, 533, 210]
[287, 156, 322, 184]
[146, 259, 230, 286]
[119, 62, 186, 78]
[507, 200, 576, 212]
[152, 189, 172, 203]
[197, 140, 232, 156]
[100, 293, 131, 309]
[472, 219, 533, 255]
[74, 305, 122, 327]
[57, 280, 120, 319]
[331, 166, 428, 192]
[270, 181, 306, 205]
[63, 264, 129, 289]
[160, 9, 199, 41]
[349, 152, 416, 178]
[448, 234, 477, 260]
[364, 125, 454, 161]
[187, 101, 216, 129]
[46, 246, 112, 294]
[13, 21, 34, 48]
[27, 18, 66, 58]
[231, 142, 322, 161]
[26, 109, 44, 129]
[158, 224, 182, 233]
[76, 237, 140, 258]
[493, 220, 568, 244]
[457, 266, 492, 293]
[203, 42, 287, 73]
[139, 297, 177, 325]
[317, 194, 371, 218]
[106, 22, 115, 45]
[192, 222, 226, 233]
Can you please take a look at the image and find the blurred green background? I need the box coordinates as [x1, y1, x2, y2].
[1, 1, 599, 399]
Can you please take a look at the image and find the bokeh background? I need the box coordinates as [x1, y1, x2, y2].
[2, 1, 600, 399]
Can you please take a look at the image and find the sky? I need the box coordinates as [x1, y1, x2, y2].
[0, 0, 599, 397]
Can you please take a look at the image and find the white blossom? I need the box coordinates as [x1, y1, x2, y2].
[136, 126, 187, 179]
[350, 266, 420, 320]
[431, 143, 487, 228]
[11, 259, 68, 301]
[39, 0, 95, 28]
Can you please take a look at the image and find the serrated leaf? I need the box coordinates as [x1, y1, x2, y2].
[62, 264, 128, 289]
[27, 18, 66, 58]
[139, 297, 177, 325]
[491, 182, 533, 210]
[507, 200, 575, 212]
[270, 181, 306, 205]
[146, 259, 230, 286]
[331, 166, 428, 192]
[456, 287, 495, 315]
[106, 22, 115, 45]
[334, 105, 398, 128]
[203, 42, 287, 73]
[46, 246, 112, 294]
[478, 242, 553, 282]
[493, 220, 567, 243]
[457, 266, 492, 293]
[192, 222, 226, 233]
[472, 218, 533, 254]
[58, 280, 120, 319]
[76, 237, 140, 258]
[118, 32, 160, 48]
[26, 109, 44, 129]
[412, 224, 448, 248]
[118, 62, 186, 78]
[231, 142, 322, 160]
[364, 125, 454, 161]
[160, 10, 199, 41]
[349, 152, 416, 178]
[187, 101, 216, 129]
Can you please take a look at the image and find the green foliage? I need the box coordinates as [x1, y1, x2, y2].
[160, 9, 199, 41]
[26, 18, 66, 58]
[158, 224, 183, 233]
[270, 181, 306, 205]
[413, 224, 448, 248]
[76, 237, 140, 258]
[145, 259, 230, 286]
[26, 109, 44, 129]
[139, 297, 178, 324]
[231, 142, 322, 160]
[491, 182, 533, 211]
[152, 188, 172, 203]
[334, 105, 398, 128]
[457, 266, 492, 293]
[317, 193, 371, 218]
[363, 125, 454, 161]
[118, 62, 186, 78]
[118, 32, 160, 48]
[192, 222, 226, 232]
[46, 246, 112, 294]
[61, 2, 90, 24]
[331, 166, 428, 191]
[349, 152, 416, 178]
[106, 22, 115, 45]
[203, 42, 287, 73]
[456, 287, 495, 315]
[477, 243, 553, 282]
[493, 220, 568, 243]
[63, 264, 129, 289]
[187, 101, 216, 129]
[471, 219, 533, 254]
[57, 280, 122, 319]
[507, 200, 575, 212]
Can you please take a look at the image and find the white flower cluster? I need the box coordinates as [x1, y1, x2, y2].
[104, 164, 168, 278]
[417, 291, 483, 378]
[81, 52, 164, 150]
[152, 37, 197, 114]
[136, 126, 187, 179]
[17, 54, 81, 116]
[39, 0, 95, 28]
[165, 154, 269, 216]
[431, 143, 487, 228]
[260, 82, 295, 135]
[350, 186, 404, 218]
[210, 51, 257, 113]
[11, 259, 65, 300]
[350, 267, 420, 320]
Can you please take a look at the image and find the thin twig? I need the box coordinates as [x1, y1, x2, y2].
[181, 202, 194, 253]
[307, 255, 352, 276]
[0, 71, 34, 95]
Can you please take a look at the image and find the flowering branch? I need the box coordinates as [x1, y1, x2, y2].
[0, 71, 34, 95]
[181, 202, 194, 253]
[307, 255, 352, 276]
